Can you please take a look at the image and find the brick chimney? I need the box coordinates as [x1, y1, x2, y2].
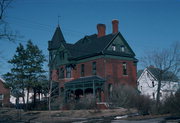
[112, 19, 119, 33]
[97, 24, 106, 37]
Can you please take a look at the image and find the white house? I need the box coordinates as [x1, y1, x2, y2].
[10, 88, 46, 104]
[137, 67, 179, 101]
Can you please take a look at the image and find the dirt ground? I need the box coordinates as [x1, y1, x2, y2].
[0, 107, 137, 123]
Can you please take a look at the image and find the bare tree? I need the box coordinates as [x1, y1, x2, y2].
[141, 41, 180, 111]
[0, 0, 17, 41]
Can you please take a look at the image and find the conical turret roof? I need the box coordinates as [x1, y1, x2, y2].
[48, 25, 65, 50]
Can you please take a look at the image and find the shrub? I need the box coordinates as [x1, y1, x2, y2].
[134, 95, 154, 115]
[74, 94, 96, 110]
[109, 84, 153, 115]
[109, 84, 138, 108]
[161, 89, 180, 115]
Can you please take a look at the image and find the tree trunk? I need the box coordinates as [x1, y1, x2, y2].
[26, 87, 29, 110]
[33, 88, 36, 108]
[22, 88, 25, 106]
[156, 80, 162, 112]
[38, 90, 41, 101]
[48, 80, 52, 111]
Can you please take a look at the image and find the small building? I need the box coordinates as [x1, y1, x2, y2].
[48, 20, 138, 102]
[138, 66, 180, 100]
[0, 77, 10, 107]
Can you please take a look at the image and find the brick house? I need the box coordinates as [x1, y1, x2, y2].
[48, 20, 138, 102]
[0, 77, 10, 107]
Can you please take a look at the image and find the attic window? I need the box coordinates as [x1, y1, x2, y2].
[121, 46, 125, 52]
[112, 45, 116, 51]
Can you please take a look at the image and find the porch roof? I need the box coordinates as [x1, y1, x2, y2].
[64, 76, 105, 90]
[65, 76, 105, 85]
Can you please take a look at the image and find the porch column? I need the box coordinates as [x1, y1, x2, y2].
[93, 80, 95, 98]
[83, 83, 85, 95]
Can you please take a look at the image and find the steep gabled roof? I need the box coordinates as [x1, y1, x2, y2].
[49, 25, 137, 61]
[141, 67, 179, 81]
[103, 32, 135, 56]
[137, 70, 143, 79]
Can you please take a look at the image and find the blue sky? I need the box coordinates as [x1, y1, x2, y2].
[0, 0, 180, 75]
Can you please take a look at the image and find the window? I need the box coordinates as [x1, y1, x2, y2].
[152, 81, 154, 87]
[66, 66, 71, 78]
[92, 62, 96, 75]
[121, 46, 125, 52]
[60, 52, 64, 60]
[0, 94, 4, 100]
[49, 53, 52, 61]
[152, 92, 155, 99]
[112, 45, 116, 51]
[56, 69, 59, 78]
[122, 62, 127, 75]
[81, 64, 85, 77]
[59, 67, 64, 79]
[108, 84, 113, 97]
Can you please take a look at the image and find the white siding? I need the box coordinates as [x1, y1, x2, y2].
[138, 68, 179, 101]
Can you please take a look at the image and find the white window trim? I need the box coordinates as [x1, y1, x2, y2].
[0, 94, 4, 100]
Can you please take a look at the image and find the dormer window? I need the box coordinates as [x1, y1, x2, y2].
[121, 46, 125, 52]
[112, 45, 116, 51]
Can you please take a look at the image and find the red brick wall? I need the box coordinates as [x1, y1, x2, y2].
[0, 80, 10, 107]
[73, 58, 106, 79]
[105, 58, 137, 86]
[103, 58, 137, 99]
[53, 57, 137, 88]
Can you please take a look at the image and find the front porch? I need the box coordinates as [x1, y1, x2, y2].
[64, 76, 105, 102]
